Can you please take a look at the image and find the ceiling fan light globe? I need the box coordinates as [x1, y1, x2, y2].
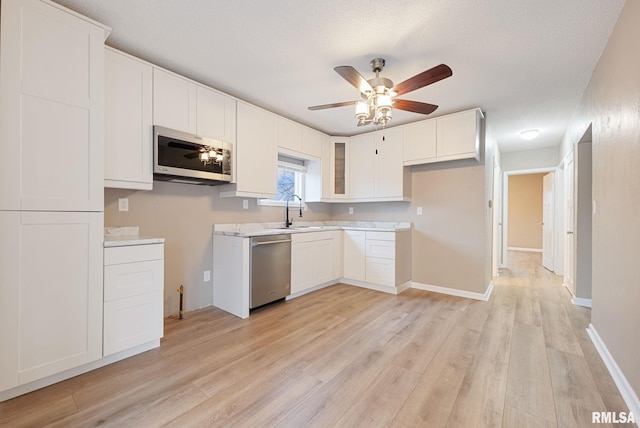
[355, 101, 369, 119]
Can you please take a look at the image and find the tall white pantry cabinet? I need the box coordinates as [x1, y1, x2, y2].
[0, 0, 108, 393]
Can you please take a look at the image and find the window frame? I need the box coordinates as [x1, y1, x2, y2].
[257, 161, 307, 207]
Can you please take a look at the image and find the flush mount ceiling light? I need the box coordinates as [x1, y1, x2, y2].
[308, 58, 452, 128]
[520, 129, 540, 140]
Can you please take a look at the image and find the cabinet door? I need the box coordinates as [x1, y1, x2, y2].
[349, 133, 375, 199]
[153, 68, 197, 134]
[366, 257, 395, 287]
[403, 119, 437, 164]
[291, 241, 313, 294]
[343, 230, 366, 281]
[0, 211, 103, 389]
[313, 239, 334, 284]
[105, 48, 153, 190]
[302, 128, 323, 158]
[103, 291, 163, 356]
[196, 85, 236, 143]
[375, 127, 404, 198]
[436, 109, 479, 159]
[277, 117, 303, 153]
[234, 103, 277, 196]
[0, 0, 105, 211]
[327, 139, 349, 199]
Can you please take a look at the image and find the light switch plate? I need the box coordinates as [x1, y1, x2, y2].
[242, 199, 249, 209]
[204, 271, 211, 282]
[417, 206, 423, 215]
[349, 207, 354, 215]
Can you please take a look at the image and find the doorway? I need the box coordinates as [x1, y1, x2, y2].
[501, 167, 559, 271]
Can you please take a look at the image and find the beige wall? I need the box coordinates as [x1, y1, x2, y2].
[105, 183, 332, 315]
[332, 160, 488, 294]
[507, 173, 544, 250]
[559, 0, 640, 400]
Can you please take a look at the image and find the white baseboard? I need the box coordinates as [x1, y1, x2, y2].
[411, 281, 494, 301]
[0, 339, 160, 403]
[508, 247, 543, 253]
[572, 297, 592, 308]
[286, 280, 338, 300]
[341, 278, 410, 295]
[587, 324, 640, 425]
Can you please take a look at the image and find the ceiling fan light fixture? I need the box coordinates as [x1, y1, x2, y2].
[520, 129, 539, 140]
[355, 101, 369, 120]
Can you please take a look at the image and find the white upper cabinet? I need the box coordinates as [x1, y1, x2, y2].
[436, 108, 482, 160]
[0, 0, 107, 211]
[153, 68, 236, 143]
[322, 138, 349, 200]
[302, 128, 323, 158]
[277, 117, 303, 153]
[374, 127, 408, 199]
[277, 117, 324, 160]
[220, 102, 277, 198]
[403, 108, 483, 165]
[105, 48, 153, 190]
[403, 119, 437, 164]
[196, 85, 236, 143]
[349, 133, 376, 199]
[348, 127, 409, 201]
[152, 68, 197, 134]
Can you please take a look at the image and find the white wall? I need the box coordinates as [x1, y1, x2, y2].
[501, 146, 559, 171]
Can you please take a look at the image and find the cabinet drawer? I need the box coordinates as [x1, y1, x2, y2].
[365, 231, 395, 241]
[292, 230, 334, 244]
[103, 291, 163, 356]
[104, 243, 164, 265]
[104, 259, 164, 301]
[366, 257, 395, 287]
[366, 239, 395, 259]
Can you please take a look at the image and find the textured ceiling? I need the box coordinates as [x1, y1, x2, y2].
[53, 0, 624, 153]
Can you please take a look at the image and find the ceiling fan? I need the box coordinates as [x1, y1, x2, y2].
[308, 58, 452, 128]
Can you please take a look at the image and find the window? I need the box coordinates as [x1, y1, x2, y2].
[258, 160, 306, 206]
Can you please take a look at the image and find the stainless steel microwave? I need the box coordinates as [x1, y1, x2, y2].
[153, 126, 233, 185]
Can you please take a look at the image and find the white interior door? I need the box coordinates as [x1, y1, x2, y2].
[493, 161, 504, 274]
[564, 153, 576, 294]
[542, 173, 554, 270]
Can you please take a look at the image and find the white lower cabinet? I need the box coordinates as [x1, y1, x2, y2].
[103, 243, 164, 356]
[0, 211, 104, 392]
[343, 230, 411, 290]
[291, 231, 338, 295]
[343, 230, 366, 281]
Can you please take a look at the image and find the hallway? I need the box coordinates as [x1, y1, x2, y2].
[496, 250, 631, 426]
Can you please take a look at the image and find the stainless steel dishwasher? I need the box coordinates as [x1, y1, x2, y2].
[250, 234, 291, 309]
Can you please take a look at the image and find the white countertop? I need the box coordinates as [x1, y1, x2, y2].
[213, 221, 411, 237]
[104, 227, 165, 247]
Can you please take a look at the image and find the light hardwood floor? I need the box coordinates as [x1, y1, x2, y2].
[0, 251, 633, 427]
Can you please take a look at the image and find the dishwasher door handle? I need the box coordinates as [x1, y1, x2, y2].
[252, 239, 292, 247]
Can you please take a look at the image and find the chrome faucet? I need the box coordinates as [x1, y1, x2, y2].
[285, 194, 303, 228]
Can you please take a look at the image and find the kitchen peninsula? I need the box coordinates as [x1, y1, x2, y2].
[212, 221, 412, 318]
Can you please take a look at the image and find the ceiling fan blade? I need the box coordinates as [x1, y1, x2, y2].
[393, 99, 439, 115]
[334, 66, 373, 94]
[392, 64, 452, 96]
[308, 100, 358, 111]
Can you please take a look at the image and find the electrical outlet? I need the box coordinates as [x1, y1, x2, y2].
[242, 199, 249, 209]
[118, 198, 129, 212]
[417, 206, 423, 215]
[204, 270, 211, 282]
[349, 207, 354, 215]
